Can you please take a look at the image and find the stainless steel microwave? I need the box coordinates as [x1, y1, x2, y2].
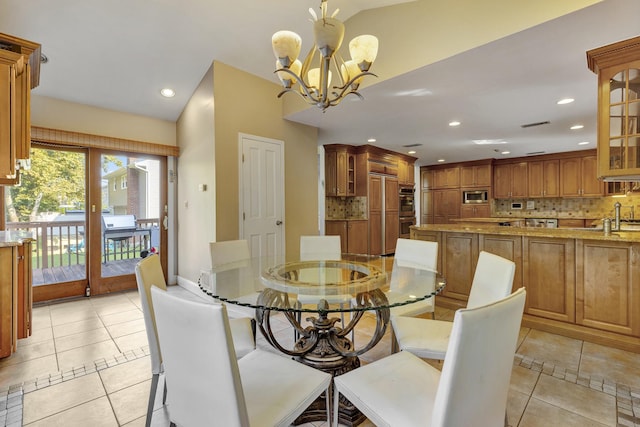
[463, 190, 489, 204]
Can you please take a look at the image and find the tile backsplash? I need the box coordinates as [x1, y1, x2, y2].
[326, 197, 367, 219]
[493, 194, 640, 219]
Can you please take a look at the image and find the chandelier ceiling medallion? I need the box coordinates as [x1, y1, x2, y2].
[271, 0, 379, 111]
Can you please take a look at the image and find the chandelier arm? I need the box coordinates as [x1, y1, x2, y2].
[332, 71, 377, 96]
[274, 68, 321, 103]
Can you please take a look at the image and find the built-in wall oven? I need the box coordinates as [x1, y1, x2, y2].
[399, 185, 416, 238]
[399, 216, 416, 238]
[399, 186, 415, 215]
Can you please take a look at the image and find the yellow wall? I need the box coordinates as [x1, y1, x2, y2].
[175, 61, 319, 282]
[31, 95, 176, 146]
[176, 64, 216, 280]
[212, 61, 319, 259]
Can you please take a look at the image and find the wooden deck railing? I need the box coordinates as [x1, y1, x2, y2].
[5, 218, 159, 270]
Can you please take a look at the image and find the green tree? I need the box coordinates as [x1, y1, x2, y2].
[9, 148, 86, 221]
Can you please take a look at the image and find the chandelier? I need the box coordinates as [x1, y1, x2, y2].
[271, 0, 379, 111]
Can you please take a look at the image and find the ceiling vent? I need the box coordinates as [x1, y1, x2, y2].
[526, 151, 546, 155]
[521, 120, 550, 128]
[402, 143, 423, 148]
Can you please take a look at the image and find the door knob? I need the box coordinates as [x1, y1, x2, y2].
[276, 220, 283, 225]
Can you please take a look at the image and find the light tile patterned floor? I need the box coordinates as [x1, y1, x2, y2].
[1, 289, 639, 426]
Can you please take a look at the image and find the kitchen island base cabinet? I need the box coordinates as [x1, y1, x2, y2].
[576, 240, 640, 336]
[523, 237, 575, 323]
[411, 225, 640, 353]
[441, 232, 478, 302]
[478, 234, 523, 291]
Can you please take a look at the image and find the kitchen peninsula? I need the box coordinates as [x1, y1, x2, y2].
[411, 223, 640, 353]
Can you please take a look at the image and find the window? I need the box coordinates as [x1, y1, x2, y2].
[120, 175, 127, 189]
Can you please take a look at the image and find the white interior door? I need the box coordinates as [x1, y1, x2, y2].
[239, 134, 284, 258]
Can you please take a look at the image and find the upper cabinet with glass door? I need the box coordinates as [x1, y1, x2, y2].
[587, 36, 640, 181]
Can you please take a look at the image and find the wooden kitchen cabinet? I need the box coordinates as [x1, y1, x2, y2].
[397, 158, 415, 186]
[522, 236, 576, 323]
[460, 204, 491, 218]
[460, 163, 492, 188]
[325, 220, 368, 254]
[326, 221, 348, 253]
[560, 155, 603, 197]
[493, 162, 528, 198]
[440, 232, 478, 302]
[478, 234, 523, 291]
[347, 220, 368, 254]
[0, 245, 17, 358]
[576, 240, 640, 336]
[432, 189, 460, 224]
[528, 159, 560, 198]
[325, 146, 356, 197]
[587, 36, 640, 180]
[421, 169, 435, 190]
[421, 190, 433, 224]
[433, 167, 460, 189]
[0, 34, 40, 183]
[0, 238, 32, 358]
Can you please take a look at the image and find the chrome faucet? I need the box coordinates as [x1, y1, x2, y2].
[614, 202, 621, 231]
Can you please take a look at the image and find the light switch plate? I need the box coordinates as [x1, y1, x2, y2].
[526, 200, 535, 210]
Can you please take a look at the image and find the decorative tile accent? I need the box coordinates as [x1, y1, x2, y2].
[326, 196, 368, 219]
[514, 353, 640, 427]
[493, 194, 640, 220]
[0, 345, 150, 427]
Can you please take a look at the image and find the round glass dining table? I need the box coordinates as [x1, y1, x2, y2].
[199, 253, 445, 425]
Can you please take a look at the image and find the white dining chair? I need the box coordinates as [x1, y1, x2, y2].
[333, 287, 526, 427]
[151, 286, 332, 427]
[391, 250, 516, 359]
[298, 235, 353, 341]
[135, 255, 255, 427]
[386, 238, 438, 317]
[209, 239, 259, 336]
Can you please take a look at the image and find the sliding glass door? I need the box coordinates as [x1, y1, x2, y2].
[3, 145, 167, 301]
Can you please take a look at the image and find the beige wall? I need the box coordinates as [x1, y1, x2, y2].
[212, 61, 319, 259]
[31, 95, 176, 146]
[175, 61, 319, 282]
[176, 64, 216, 282]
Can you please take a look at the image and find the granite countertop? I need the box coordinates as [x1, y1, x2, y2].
[0, 230, 36, 247]
[411, 224, 640, 243]
[326, 217, 368, 221]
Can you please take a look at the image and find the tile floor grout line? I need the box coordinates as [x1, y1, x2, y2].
[2, 348, 639, 427]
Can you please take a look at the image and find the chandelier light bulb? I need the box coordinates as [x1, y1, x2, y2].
[308, 68, 332, 89]
[272, 31, 302, 67]
[349, 35, 378, 71]
[276, 59, 301, 87]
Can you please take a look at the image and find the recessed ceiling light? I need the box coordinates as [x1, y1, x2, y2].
[501, 151, 511, 155]
[570, 124, 584, 130]
[449, 121, 461, 127]
[160, 88, 175, 98]
[578, 141, 590, 145]
[396, 88, 433, 97]
[367, 138, 376, 143]
[473, 139, 507, 145]
[557, 98, 574, 105]
[437, 159, 445, 163]
[408, 150, 416, 154]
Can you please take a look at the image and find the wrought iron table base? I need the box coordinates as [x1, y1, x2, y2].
[257, 288, 390, 426]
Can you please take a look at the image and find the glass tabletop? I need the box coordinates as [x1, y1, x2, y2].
[199, 253, 446, 314]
